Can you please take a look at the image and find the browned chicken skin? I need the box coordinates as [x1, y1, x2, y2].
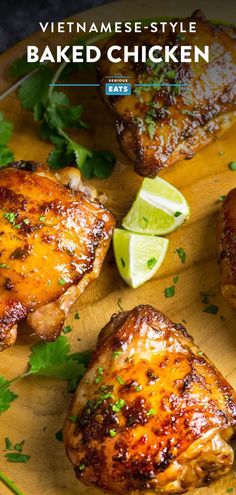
[0, 161, 115, 350]
[64, 305, 236, 494]
[98, 11, 236, 177]
[218, 188, 236, 309]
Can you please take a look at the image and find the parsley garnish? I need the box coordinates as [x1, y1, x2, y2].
[58, 277, 66, 285]
[147, 257, 157, 270]
[175, 247, 186, 264]
[173, 276, 179, 284]
[0, 264, 10, 268]
[75, 312, 80, 320]
[78, 463, 86, 471]
[164, 286, 175, 298]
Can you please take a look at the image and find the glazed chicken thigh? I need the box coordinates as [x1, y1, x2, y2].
[0, 161, 115, 350]
[98, 11, 236, 177]
[64, 305, 236, 494]
[218, 188, 236, 309]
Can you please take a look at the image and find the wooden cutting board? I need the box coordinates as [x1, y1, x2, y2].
[0, 1, 236, 494]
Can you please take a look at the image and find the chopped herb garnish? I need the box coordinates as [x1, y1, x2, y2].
[116, 375, 125, 385]
[39, 215, 46, 222]
[23, 218, 30, 224]
[229, 161, 236, 171]
[55, 429, 63, 442]
[112, 399, 126, 412]
[147, 408, 155, 416]
[75, 312, 80, 320]
[5, 453, 31, 463]
[200, 291, 215, 304]
[218, 151, 225, 156]
[175, 247, 186, 264]
[63, 325, 72, 334]
[135, 385, 142, 392]
[174, 211, 182, 217]
[78, 463, 86, 471]
[95, 366, 104, 384]
[112, 350, 123, 359]
[147, 257, 157, 270]
[0, 264, 10, 268]
[5, 437, 13, 451]
[145, 116, 156, 139]
[0, 112, 14, 165]
[218, 195, 226, 202]
[117, 297, 123, 312]
[164, 286, 175, 298]
[166, 70, 176, 79]
[14, 440, 25, 452]
[121, 257, 126, 268]
[69, 415, 78, 423]
[226, 489, 234, 494]
[203, 304, 219, 315]
[3, 212, 17, 224]
[198, 351, 203, 356]
[58, 277, 66, 285]
[109, 429, 117, 438]
[173, 276, 179, 284]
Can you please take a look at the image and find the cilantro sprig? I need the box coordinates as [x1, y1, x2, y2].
[0, 336, 91, 416]
[0, 112, 14, 166]
[4, 36, 116, 178]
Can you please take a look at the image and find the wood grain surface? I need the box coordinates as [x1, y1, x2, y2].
[0, 1, 236, 494]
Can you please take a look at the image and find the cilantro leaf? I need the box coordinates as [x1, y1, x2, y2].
[18, 66, 54, 110]
[26, 336, 88, 380]
[0, 112, 13, 146]
[80, 150, 116, 179]
[9, 56, 41, 78]
[0, 146, 14, 166]
[0, 376, 18, 414]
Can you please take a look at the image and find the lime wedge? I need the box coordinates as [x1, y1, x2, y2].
[113, 229, 169, 288]
[122, 177, 190, 235]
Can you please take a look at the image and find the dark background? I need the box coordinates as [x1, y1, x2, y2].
[0, 0, 116, 53]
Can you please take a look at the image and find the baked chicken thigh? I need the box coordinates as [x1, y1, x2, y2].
[64, 305, 236, 494]
[218, 188, 236, 309]
[0, 161, 115, 350]
[98, 11, 236, 177]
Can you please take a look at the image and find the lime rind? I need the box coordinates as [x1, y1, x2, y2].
[122, 177, 190, 235]
[113, 229, 169, 288]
